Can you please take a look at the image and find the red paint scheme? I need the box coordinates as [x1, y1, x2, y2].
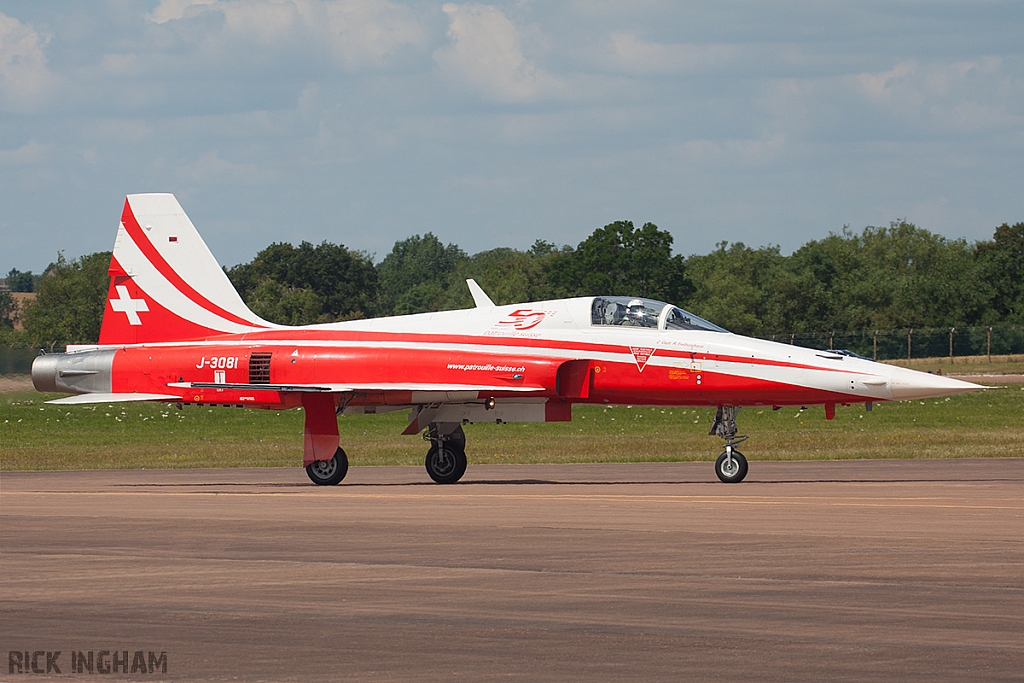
[100, 265, 222, 345]
[106, 338, 862, 412]
[301, 393, 340, 467]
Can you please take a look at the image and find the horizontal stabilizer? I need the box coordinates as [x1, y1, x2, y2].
[46, 393, 182, 405]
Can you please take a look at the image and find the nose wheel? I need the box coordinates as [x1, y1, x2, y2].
[710, 405, 749, 483]
[715, 446, 748, 483]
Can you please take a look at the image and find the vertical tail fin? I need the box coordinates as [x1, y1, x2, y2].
[99, 193, 272, 344]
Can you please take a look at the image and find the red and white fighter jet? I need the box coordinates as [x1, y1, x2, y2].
[32, 194, 982, 483]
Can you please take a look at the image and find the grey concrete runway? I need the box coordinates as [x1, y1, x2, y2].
[2, 459, 1023, 681]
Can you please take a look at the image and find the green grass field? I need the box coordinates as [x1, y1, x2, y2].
[885, 353, 1024, 375]
[3, 382, 1023, 471]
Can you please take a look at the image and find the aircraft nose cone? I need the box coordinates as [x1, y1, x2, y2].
[888, 367, 984, 401]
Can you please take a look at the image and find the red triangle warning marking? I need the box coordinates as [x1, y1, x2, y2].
[630, 346, 657, 372]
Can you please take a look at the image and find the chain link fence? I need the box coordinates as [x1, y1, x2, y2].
[0, 344, 60, 375]
[764, 325, 1024, 362]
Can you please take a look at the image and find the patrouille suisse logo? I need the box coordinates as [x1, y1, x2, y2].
[495, 309, 554, 331]
[629, 346, 656, 372]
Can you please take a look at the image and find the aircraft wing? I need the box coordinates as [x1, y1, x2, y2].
[46, 393, 183, 405]
[44, 383, 543, 406]
[166, 382, 545, 394]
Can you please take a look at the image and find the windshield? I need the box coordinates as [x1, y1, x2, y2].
[590, 297, 727, 332]
[663, 306, 727, 332]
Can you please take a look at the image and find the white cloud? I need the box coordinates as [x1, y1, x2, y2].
[854, 58, 1024, 133]
[146, 0, 426, 71]
[756, 56, 1024, 144]
[176, 150, 278, 185]
[603, 32, 735, 75]
[673, 134, 787, 169]
[99, 52, 145, 78]
[81, 119, 154, 144]
[309, 0, 427, 70]
[0, 12, 56, 112]
[434, 3, 562, 103]
[147, 0, 220, 23]
[0, 140, 51, 166]
[856, 60, 918, 100]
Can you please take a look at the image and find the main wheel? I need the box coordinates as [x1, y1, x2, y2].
[715, 449, 748, 483]
[425, 444, 467, 484]
[306, 447, 349, 486]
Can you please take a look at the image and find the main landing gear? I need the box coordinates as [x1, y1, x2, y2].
[710, 405, 748, 483]
[301, 393, 349, 486]
[424, 423, 468, 484]
[300, 390, 472, 485]
[306, 447, 349, 486]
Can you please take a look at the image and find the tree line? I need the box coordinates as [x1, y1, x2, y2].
[4, 218, 1023, 347]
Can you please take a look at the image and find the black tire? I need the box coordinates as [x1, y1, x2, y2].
[715, 449, 748, 483]
[425, 443, 467, 484]
[453, 446, 468, 481]
[306, 447, 349, 486]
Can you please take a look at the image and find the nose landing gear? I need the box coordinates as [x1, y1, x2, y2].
[715, 441, 748, 483]
[710, 406, 748, 483]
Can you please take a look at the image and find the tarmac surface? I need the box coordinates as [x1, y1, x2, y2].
[2, 459, 1023, 682]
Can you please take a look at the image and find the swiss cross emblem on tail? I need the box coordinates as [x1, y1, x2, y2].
[110, 285, 149, 325]
[629, 346, 656, 372]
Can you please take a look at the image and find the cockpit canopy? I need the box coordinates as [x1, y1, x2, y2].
[590, 296, 727, 332]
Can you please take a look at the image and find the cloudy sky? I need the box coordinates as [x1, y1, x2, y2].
[1, 1, 1022, 275]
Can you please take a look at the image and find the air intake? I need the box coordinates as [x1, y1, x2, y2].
[249, 353, 272, 384]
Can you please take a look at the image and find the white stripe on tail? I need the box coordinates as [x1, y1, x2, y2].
[99, 194, 273, 344]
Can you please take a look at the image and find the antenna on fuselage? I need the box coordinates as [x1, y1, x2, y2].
[466, 279, 495, 308]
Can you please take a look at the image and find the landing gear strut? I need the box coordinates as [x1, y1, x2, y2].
[424, 423, 468, 484]
[710, 406, 748, 483]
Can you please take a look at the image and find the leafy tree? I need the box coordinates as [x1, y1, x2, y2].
[682, 242, 789, 336]
[548, 221, 691, 303]
[434, 241, 572, 309]
[787, 222, 988, 332]
[0, 291, 16, 329]
[246, 280, 323, 326]
[376, 233, 467, 315]
[21, 252, 112, 345]
[5, 268, 34, 292]
[975, 222, 1024, 322]
[227, 241, 378, 321]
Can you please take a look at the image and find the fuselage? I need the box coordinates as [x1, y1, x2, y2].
[33, 295, 978, 414]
